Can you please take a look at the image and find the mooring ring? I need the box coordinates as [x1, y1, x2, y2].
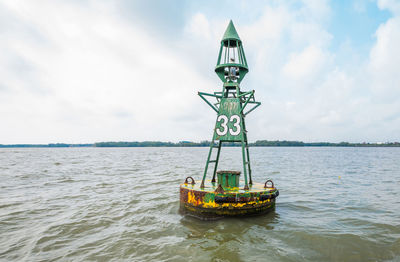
[184, 176, 195, 185]
[264, 179, 274, 188]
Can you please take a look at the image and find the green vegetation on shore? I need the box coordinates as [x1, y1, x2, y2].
[1, 140, 399, 148]
[0, 143, 92, 148]
[251, 140, 400, 147]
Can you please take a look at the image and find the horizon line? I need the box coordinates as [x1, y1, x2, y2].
[1, 140, 400, 148]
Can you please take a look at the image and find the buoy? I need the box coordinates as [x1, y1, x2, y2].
[179, 20, 279, 220]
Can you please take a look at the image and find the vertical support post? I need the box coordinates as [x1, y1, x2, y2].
[238, 45, 244, 66]
[246, 143, 252, 184]
[236, 85, 249, 190]
[211, 140, 222, 182]
[224, 45, 227, 64]
[237, 40, 242, 64]
[227, 40, 230, 63]
[216, 44, 223, 66]
[242, 120, 252, 185]
[241, 138, 249, 190]
[240, 45, 248, 67]
[201, 139, 214, 188]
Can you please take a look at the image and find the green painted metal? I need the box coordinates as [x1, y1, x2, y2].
[199, 21, 261, 190]
[198, 92, 220, 113]
[217, 171, 240, 188]
[211, 141, 222, 183]
[222, 20, 241, 42]
[214, 98, 243, 141]
[215, 20, 248, 84]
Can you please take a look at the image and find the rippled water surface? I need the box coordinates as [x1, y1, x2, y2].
[1, 147, 400, 261]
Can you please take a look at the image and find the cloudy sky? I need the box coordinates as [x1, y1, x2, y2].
[1, 0, 399, 144]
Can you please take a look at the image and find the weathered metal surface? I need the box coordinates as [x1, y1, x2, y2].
[214, 98, 243, 142]
[180, 180, 278, 220]
[182, 20, 279, 219]
[216, 170, 240, 188]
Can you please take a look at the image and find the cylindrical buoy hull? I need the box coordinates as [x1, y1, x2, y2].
[180, 180, 278, 220]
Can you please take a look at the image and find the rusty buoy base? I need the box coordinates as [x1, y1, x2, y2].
[180, 180, 279, 220]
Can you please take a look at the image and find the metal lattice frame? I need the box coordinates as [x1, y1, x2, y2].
[199, 85, 260, 190]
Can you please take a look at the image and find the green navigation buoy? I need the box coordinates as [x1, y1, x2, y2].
[180, 20, 279, 220]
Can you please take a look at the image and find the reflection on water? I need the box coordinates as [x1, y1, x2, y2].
[0, 147, 399, 261]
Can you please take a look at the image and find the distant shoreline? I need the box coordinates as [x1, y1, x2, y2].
[1, 140, 399, 148]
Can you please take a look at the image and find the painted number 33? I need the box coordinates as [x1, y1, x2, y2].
[216, 115, 241, 136]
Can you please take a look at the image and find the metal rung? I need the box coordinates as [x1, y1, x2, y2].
[209, 160, 217, 163]
[213, 145, 219, 148]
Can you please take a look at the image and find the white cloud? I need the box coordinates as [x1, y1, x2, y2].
[378, 0, 400, 14]
[184, 13, 212, 40]
[0, 0, 399, 143]
[234, 0, 399, 142]
[283, 45, 330, 79]
[369, 17, 400, 100]
[0, 0, 212, 143]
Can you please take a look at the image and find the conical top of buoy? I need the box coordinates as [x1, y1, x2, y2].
[222, 20, 241, 41]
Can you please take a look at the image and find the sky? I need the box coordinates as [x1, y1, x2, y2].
[0, 0, 399, 144]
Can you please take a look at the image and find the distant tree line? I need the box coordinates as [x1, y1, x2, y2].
[251, 140, 400, 147]
[94, 141, 247, 147]
[1, 140, 399, 148]
[93, 140, 400, 147]
[0, 143, 91, 148]
[94, 141, 212, 147]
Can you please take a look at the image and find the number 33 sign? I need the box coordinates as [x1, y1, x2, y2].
[216, 114, 241, 136]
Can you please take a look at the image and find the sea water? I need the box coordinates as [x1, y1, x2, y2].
[0, 147, 399, 261]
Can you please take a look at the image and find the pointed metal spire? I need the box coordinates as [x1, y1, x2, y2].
[215, 20, 248, 83]
[222, 20, 241, 41]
